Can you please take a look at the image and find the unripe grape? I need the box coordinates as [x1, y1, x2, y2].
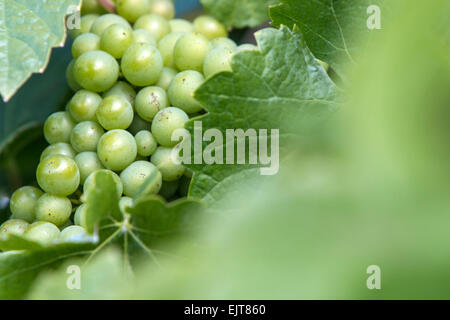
[41, 143, 76, 161]
[70, 121, 105, 152]
[167, 70, 204, 114]
[96, 95, 134, 130]
[151, 107, 188, 147]
[60, 219, 73, 229]
[151, 146, 185, 181]
[43, 111, 76, 144]
[120, 161, 162, 197]
[103, 81, 136, 106]
[119, 196, 134, 215]
[203, 47, 234, 78]
[193, 16, 227, 40]
[84, 169, 123, 198]
[158, 31, 185, 68]
[81, 0, 106, 15]
[169, 19, 194, 33]
[60, 225, 87, 240]
[237, 44, 258, 52]
[72, 32, 101, 59]
[10, 186, 43, 222]
[135, 130, 158, 157]
[24, 221, 60, 245]
[70, 14, 99, 39]
[97, 130, 137, 171]
[159, 180, 179, 199]
[36, 155, 80, 196]
[68, 89, 102, 122]
[90, 13, 131, 36]
[150, 0, 175, 19]
[116, 0, 151, 23]
[135, 86, 169, 121]
[121, 43, 163, 86]
[131, 29, 157, 46]
[156, 67, 177, 91]
[35, 194, 72, 227]
[66, 60, 82, 91]
[100, 23, 133, 58]
[134, 14, 171, 41]
[74, 50, 120, 92]
[174, 32, 210, 72]
[210, 37, 237, 51]
[74, 204, 87, 228]
[128, 115, 150, 135]
[75, 152, 105, 183]
[0, 219, 29, 236]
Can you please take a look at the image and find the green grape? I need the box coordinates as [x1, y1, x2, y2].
[237, 44, 258, 52]
[74, 50, 119, 92]
[35, 194, 72, 227]
[151, 146, 185, 181]
[70, 14, 99, 39]
[97, 130, 137, 171]
[100, 23, 133, 58]
[75, 152, 105, 183]
[120, 161, 162, 197]
[0, 219, 29, 236]
[96, 95, 134, 130]
[128, 114, 151, 135]
[150, 0, 175, 19]
[173, 32, 211, 72]
[167, 70, 204, 114]
[60, 225, 87, 240]
[70, 121, 105, 152]
[68, 89, 102, 122]
[158, 31, 185, 68]
[90, 13, 131, 36]
[156, 66, 177, 91]
[24, 221, 60, 245]
[159, 180, 179, 199]
[119, 196, 134, 215]
[60, 219, 74, 229]
[135, 86, 169, 121]
[103, 81, 136, 106]
[210, 37, 237, 50]
[36, 155, 80, 196]
[132, 29, 157, 46]
[84, 169, 124, 197]
[10, 186, 43, 222]
[116, 0, 151, 23]
[41, 143, 76, 161]
[178, 175, 191, 197]
[193, 15, 227, 40]
[72, 32, 101, 59]
[184, 167, 193, 178]
[66, 60, 82, 91]
[134, 14, 171, 42]
[74, 204, 87, 228]
[169, 19, 194, 33]
[43, 111, 76, 144]
[135, 130, 158, 157]
[121, 43, 163, 86]
[151, 107, 189, 147]
[81, 0, 106, 15]
[203, 47, 234, 78]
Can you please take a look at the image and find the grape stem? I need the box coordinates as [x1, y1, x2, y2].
[98, 0, 116, 13]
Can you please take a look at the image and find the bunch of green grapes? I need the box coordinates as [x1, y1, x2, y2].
[1, 0, 259, 245]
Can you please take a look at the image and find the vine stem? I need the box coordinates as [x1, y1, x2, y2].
[98, 0, 116, 13]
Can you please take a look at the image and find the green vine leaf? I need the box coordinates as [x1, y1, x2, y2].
[200, 0, 277, 29]
[270, 0, 386, 79]
[186, 26, 339, 201]
[0, 0, 81, 101]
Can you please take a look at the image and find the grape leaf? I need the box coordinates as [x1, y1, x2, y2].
[0, 0, 81, 101]
[200, 0, 276, 28]
[0, 241, 95, 299]
[270, 0, 386, 79]
[186, 26, 338, 200]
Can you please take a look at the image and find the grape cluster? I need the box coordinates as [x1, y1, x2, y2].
[0, 0, 258, 245]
